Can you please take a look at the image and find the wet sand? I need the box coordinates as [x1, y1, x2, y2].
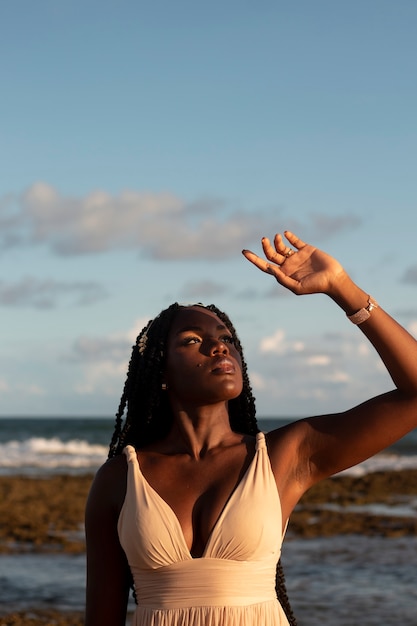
[1, 469, 416, 624]
[290, 468, 417, 538]
[0, 474, 88, 554]
[1, 469, 416, 554]
[0, 610, 85, 626]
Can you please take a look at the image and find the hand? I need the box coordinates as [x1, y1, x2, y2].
[242, 230, 346, 296]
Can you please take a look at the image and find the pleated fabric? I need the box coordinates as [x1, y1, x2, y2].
[118, 433, 289, 626]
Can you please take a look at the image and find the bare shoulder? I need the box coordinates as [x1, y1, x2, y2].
[86, 454, 128, 520]
[93, 453, 128, 489]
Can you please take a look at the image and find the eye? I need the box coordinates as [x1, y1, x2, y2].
[221, 334, 234, 344]
[181, 335, 201, 345]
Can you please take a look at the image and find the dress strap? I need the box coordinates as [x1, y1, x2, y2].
[256, 431, 266, 450]
[123, 444, 137, 463]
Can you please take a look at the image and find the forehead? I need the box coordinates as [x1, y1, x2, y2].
[169, 306, 227, 333]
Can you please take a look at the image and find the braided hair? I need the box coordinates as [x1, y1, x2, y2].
[109, 302, 297, 625]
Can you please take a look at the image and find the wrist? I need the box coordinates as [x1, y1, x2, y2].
[327, 271, 371, 315]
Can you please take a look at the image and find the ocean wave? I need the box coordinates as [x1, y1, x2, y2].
[0, 437, 108, 473]
[339, 452, 417, 476]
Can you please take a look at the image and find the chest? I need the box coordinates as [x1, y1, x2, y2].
[137, 448, 253, 557]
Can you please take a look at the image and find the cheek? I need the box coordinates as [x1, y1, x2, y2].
[164, 355, 197, 387]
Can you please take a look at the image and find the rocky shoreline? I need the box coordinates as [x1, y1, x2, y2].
[1, 469, 416, 624]
[1, 469, 416, 554]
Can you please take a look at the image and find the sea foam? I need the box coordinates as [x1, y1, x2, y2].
[0, 437, 108, 474]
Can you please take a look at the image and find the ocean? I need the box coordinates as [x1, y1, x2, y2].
[1, 416, 417, 477]
[1, 416, 417, 625]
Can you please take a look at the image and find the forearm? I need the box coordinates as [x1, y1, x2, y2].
[328, 271, 417, 393]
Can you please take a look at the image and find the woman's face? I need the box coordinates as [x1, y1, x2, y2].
[164, 306, 243, 408]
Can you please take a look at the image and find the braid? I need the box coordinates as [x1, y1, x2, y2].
[108, 302, 296, 623]
[108, 304, 180, 458]
[276, 559, 297, 625]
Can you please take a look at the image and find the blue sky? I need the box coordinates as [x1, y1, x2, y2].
[1, 0, 416, 417]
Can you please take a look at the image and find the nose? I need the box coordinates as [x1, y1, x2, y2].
[209, 337, 229, 355]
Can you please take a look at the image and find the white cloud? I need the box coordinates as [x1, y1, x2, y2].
[71, 317, 149, 395]
[260, 329, 286, 354]
[357, 343, 371, 356]
[324, 370, 350, 383]
[0, 182, 275, 261]
[0, 183, 362, 261]
[247, 327, 394, 416]
[0, 276, 107, 308]
[74, 360, 127, 396]
[249, 371, 267, 390]
[69, 316, 148, 363]
[293, 341, 305, 352]
[306, 355, 331, 366]
[259, 329, 304, 355]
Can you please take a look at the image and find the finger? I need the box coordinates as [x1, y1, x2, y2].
[242, 249, 278, 274]
[283, 230, 307, 250]
[243, 247, 301, 293]
[272, 232, 296, 258]
[271, 268, 301, 293]
[262, 236, 287, 263]
[272, 233, 289, 256]
[274, 233, 298, 258]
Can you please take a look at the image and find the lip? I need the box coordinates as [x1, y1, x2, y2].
[211, 357, 236, 374]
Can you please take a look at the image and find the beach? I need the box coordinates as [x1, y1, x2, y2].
[1, 416, 416, 625]
[1, 469, 417, 556]
[1, 468, 416, 625]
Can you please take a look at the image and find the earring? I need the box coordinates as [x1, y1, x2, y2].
[161, 382, 168, 391]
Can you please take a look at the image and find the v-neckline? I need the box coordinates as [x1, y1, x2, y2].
[131, 433, 261, 559]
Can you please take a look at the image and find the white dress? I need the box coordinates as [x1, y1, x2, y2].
[118, 432, 289, 625]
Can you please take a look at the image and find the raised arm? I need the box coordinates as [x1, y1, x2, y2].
[242, 231, 417, 484]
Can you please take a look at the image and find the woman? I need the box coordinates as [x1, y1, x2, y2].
[85, 230, 417, 626]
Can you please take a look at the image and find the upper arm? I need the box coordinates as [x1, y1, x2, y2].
[85, 457, 130, 626]
[303, 390, 417, 483]
[268, 389, 417, 500]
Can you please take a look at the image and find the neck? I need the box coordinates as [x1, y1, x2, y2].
[165, 404, 236, 459]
